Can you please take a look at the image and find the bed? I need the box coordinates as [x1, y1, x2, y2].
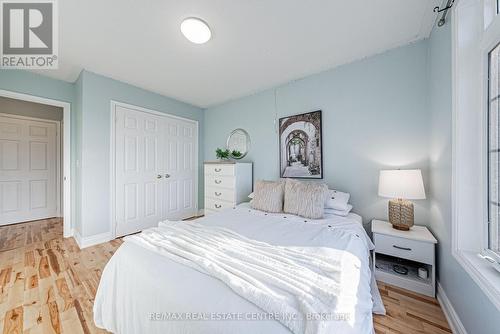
[94, 203, 384, 334]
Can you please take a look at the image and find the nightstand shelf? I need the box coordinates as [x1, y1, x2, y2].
[375, 253, 433, 295]
[372, 220, 437, 297]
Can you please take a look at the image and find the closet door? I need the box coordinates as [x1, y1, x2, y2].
[162, 118, 197, 219]
[115, 106, 163, 237]
[114, 105, 198, 237]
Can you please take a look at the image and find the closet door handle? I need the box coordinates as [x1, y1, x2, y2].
[214, 179, 222, 184]
[215, 204, 222, 209]
[157, 174, 162, 179]
[164, 174, 170, 178]
[393, 245, 412, 251]
[214, 168, 222, 172]
[215, 192, 222, 196]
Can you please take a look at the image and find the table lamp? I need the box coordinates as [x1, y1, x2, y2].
[378, 169, 426, 230]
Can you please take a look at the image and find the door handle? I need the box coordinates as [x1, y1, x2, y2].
[165, 174, 170, 178]
[215, 204, 222, 209]
[215, 179, 222, 184]
[215, 192, 222, 196]
[214, 168, 222, 172]
[393, 245, 412, 251]
[157, 174, 162, 179]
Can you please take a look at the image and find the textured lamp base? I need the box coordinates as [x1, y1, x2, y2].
[388, 199, 414, 231]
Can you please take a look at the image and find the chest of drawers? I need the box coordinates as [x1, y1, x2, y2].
[204, 162, 252, 215]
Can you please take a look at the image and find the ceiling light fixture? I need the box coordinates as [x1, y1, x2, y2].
[181, 17, 211, 44]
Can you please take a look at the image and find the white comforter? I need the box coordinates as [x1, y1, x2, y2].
[94, 204, 383, 334]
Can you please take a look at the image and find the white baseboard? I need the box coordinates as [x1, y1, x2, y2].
[72, 229, 111, 249]
[437, 281, 467, 334]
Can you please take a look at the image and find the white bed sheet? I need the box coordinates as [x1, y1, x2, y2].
[94, 204, 381, 334]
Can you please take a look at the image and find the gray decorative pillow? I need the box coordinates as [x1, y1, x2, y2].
[284, 179, 328, 219]
[251, 180, 285, 213]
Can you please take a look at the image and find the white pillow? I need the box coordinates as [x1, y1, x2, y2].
[325, 189, 350, 211]
[248, 192, 254, 199]
[324, 204, 353, 217]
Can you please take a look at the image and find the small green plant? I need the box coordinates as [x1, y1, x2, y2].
[215, 148, 230, 160]
[231, 150, 242, 158]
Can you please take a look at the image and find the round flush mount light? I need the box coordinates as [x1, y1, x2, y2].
[181, 17, 211, 44]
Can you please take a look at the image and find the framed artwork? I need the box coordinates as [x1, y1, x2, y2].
[279, 110, 323, 179]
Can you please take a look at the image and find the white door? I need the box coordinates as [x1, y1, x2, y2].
[115, 106, 164, 237]
[0, 116, 57, 225]
[115, 105, 197, 237]
[163, 118, 197, 219]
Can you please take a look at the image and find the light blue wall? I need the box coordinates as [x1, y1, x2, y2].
[78, 71, 204, 237]
[428, 23, 500, 334]
[204, 41, 431, 226]
[0, 70, 75, 103]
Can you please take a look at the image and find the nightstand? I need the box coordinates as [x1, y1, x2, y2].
[371, 220, 437, 297]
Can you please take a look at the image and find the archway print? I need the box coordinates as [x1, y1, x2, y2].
[278, 110, 323, 179]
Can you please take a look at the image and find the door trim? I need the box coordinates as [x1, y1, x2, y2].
[0, 113, 61, 222]
[0, 89, 71, 238]
[109, 100, 199, 239]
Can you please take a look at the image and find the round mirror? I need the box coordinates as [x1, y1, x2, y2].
[226, 128, 251, 159]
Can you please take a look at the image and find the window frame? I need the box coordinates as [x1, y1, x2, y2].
[484, 36, 500, 264]
[452, 0, 500, 311]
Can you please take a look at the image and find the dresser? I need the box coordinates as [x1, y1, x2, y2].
[204, 162, 253, 215]
[371, 220, 437, 297]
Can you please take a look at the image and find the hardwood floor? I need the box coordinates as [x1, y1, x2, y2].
[0, 218, 452, 334]
[374, 283, 451, 334]
[0, 218, 122, 334]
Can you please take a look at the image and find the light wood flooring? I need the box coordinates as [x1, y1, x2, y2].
[0, 218, 452, 334]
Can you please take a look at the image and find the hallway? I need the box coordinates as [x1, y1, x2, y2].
[282, 162, 311, 178]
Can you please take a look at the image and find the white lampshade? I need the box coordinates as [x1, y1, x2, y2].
[378, 169, 426, 200]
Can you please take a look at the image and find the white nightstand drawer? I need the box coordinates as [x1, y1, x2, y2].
[204, 164, 235, 176]
[205, 197, 235, 212]
[205, 175, 236, 189]
[205, 186, 235, 202]
[374, 233, 434, 265]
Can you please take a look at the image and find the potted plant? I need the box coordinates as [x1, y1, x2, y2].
[215, 148, 230, 160]
[231, 150, 242, 159]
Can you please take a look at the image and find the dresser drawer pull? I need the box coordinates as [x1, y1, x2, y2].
[214, 204, 222, 209]
[393, 245, 412, 251]
[214, 179, 222, 184]
[215, 192, 222, 196]
[214, 168, 222, 172]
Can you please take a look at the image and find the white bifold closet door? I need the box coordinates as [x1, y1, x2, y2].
[0, 116, 57, 226]
[114, 105, 197, 237]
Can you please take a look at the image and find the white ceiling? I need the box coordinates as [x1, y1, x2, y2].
[34, 0, 440, 108]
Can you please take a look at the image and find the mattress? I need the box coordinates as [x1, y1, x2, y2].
[94, 204, 382, 334]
